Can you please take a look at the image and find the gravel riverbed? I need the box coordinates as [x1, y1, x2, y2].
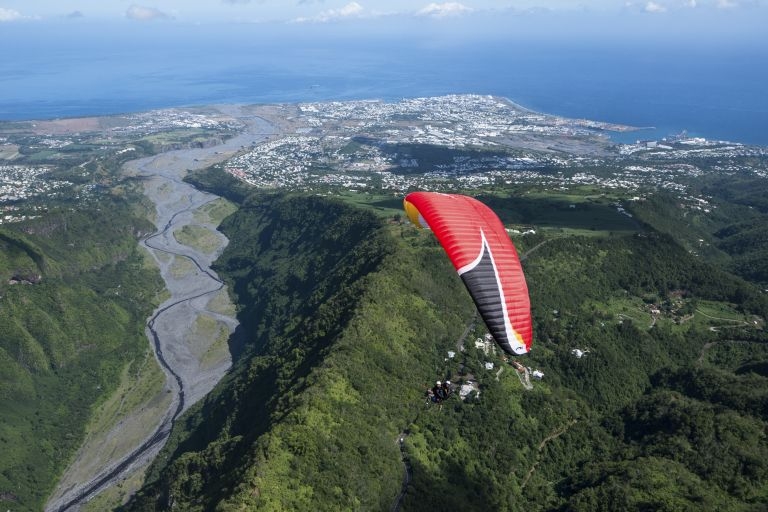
[46, 108, 274, 511]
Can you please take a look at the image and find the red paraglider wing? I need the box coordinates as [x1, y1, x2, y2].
[404, 192, 532, 355]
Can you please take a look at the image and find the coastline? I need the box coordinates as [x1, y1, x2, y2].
[3, 96, 754, 149]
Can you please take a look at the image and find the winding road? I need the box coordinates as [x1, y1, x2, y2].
[46, 108, 274, 511]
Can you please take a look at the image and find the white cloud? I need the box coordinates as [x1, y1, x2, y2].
[417, 2, 473, 18]
[716, 0, 738, 8]
[0, 7, 24, 21]
[126, 4, 171, 21]
[339, 2, 363, 16]
[644, 1, 667, 12]
[685, 0, 697, 7]
[293, 1, 365, 22]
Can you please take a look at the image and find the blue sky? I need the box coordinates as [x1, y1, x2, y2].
[1, 1, 766, 48]
[0, 0, 765, 25]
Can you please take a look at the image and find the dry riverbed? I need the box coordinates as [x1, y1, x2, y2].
[46, 108, 274, 511]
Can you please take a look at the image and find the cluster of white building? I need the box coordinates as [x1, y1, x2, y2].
[219, 95, 767, 197]
[3, 95, 765, 228]
[111, 109, 238, 136]
[222, 95, 628, 192]
[297, 94, 607, 143]
[0, 165, 73, 218]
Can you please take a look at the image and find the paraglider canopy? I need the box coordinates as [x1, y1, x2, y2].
[403, 191, 532, 355]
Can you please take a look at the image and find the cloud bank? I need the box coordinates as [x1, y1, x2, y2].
[417, 2, 473, 18]
[644, 1, 667, 12]
[126, 4, 171, 21]
[0, 7, 24, 21]
[293, 1, 364, 22]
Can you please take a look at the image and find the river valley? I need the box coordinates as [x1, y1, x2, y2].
[45, 108, 274, 511]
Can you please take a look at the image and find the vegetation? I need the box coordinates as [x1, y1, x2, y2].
[0, 195, 164, 511]
[4, 108, 768, 511]
[350, 138, 517, 175]
[173, 224, 221, 254]
[0, 111, 238, 511]
[631, 175, 768, 288]
[123, 177, 767, 511]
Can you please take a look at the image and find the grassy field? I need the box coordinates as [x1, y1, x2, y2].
[173, 224, 221, 254]
[206, 287, 237, 317]
[190, 314, 232, 371]
[0, 143, 20, 159]
[83, 351, 168, 438]
[168, 254, 197, 279]
[695, 300, 752, 323]
[333, 189, 641, 237]
[193, 197, 238, 226]
[333, 191, 404, 218]
[140, 249, 171, 304]
[584, 295, 761, 334]
[337, 188, 640, 236]
[479, 192, 641, 234]
[586, 296, 657, 329]
[140, 129, 214, 148]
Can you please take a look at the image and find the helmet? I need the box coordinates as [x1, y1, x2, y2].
[436, 381, 441, 385]
[446, 381, 451, 385]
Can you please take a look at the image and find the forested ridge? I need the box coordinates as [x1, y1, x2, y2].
[124, 191, 473, 510]
[122, 180, 768, 511]
[0, 195, 165, 511]
[631, 174, 768, 288]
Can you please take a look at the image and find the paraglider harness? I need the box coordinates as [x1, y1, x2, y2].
[425, 380, 453, 406]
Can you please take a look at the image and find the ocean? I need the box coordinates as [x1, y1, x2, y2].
[1, 21, 766, 146]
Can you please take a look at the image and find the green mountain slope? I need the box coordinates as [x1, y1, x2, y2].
[0, 198, 164, 511]
[124, 193, 476, 510]
[630, 176, 768, 287]
[123, 188, 767, 511]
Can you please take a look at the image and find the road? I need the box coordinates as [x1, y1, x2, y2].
[46, 108, 274, 511]
[521, 420, 578, 489]
[391, 434, 412, 512]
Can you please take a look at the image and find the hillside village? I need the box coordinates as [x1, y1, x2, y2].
[0, 165, 72, 223]
[0, 109, 240, 224]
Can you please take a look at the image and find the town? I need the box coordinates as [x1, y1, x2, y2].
[221, 95, 767, 200]
[0, 164, 73, 223]
[1, 95, 767, 225]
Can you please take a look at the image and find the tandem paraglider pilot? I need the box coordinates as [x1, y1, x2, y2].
[427, 380, 453, 404]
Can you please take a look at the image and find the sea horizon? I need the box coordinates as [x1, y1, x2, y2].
[2, 21, 766, 146]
